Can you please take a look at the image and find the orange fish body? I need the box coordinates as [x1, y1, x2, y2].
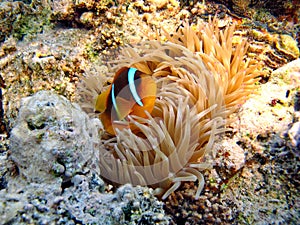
[95, 67, 157, 135]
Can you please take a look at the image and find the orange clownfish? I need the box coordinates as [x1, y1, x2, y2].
[95, 67, 157, 135]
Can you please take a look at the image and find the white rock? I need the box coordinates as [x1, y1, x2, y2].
[9, 90, 102, 183]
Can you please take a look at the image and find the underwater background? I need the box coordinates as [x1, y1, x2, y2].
[0, 0, 299, 224]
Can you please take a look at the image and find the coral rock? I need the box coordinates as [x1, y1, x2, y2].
[215, 139, 246, 174]
[147, 0, 169, 9]
[271, 58, 300, 87]
[275, 34, 300, 60]
[1, 91, 169, 224]
[9, 90, 101, 183]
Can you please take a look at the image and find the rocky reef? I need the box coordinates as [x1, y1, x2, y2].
[0, 1, 52, 42]
[0, 0, 299, 224]
[163, 58, 299, 224]
[0, 91, 170, 224]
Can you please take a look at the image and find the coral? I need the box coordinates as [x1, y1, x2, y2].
[214, 139, 246, 176]
[0, 0, 298, 223]
[0, 90, 169, 225]
[163, 56, 300, 224]
[93, 25, 125, 52]
[288, 120, 300, 148]
[275, 34, 300, 60]
[50, 0, 128, 54]
[146, 0, 170, 9]
[211, 0, 299, 22]
[60, 178, 170, 225]
[231, 0, 254, 18]
[207, 0, 256, 18]
[216, 59, 300, 224]
[0, 1, 52, 42]
[9, 90, 102, 183]
[11, 7, 52, 41]
[221, 124, 299, 224]
[0, 1, 23, 42]
[0, 28, 90, 128]
[79, 16, 260, 200]
[265, 0, 300, 23]
[164, 180, 233, 224]
[50, 0, 124, 28]
[271, 58, 300, 88]
[240, 26, 300, 75]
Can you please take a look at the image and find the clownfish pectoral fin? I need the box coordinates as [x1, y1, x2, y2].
[115, 96, 133, 120]
[95, 87, 111, 113]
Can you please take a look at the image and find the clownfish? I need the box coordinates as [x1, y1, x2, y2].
[95, 67, 157, 135]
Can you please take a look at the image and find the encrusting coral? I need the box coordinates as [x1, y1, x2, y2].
[77, 16, 260, 200]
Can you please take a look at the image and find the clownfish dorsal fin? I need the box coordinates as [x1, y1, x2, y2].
[113, 67, 128, 82]
[128, 67, 144, 107]
[95, 87, 111, 113]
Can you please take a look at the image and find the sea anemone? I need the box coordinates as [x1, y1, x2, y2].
[162, 17, 260, 110]
[77, 16, 260, 199]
